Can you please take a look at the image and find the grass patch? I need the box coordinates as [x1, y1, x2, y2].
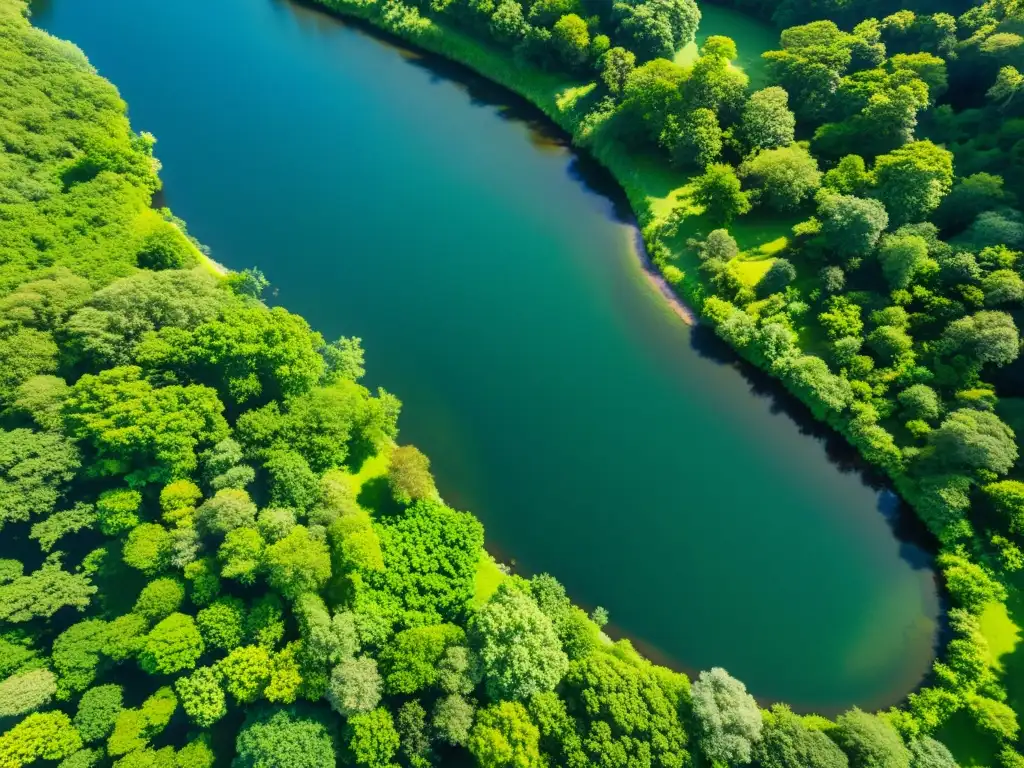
[980, 599, 1022, 671]
[350, 449, 391, 496]
[473, 553, 507, 607]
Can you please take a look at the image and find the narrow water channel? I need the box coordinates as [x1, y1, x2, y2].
[32, 0, 941, 712]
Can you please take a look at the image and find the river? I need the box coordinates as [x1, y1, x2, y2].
[31, 0, 941, 712]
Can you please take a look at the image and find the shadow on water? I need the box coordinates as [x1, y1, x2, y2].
[689, 324, 941, 573]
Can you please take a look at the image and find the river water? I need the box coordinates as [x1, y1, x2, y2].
[32, 0, 941, 712]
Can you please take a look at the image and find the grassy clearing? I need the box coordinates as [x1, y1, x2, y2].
[473, 553, 508, 607]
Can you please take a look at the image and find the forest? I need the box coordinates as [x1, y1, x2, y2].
[0, 0, 1023, 763]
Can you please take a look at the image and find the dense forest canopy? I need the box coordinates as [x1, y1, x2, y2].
[3, 0, 1024, 762]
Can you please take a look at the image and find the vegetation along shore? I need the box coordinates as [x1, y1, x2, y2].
[1, 0, 1023, 764]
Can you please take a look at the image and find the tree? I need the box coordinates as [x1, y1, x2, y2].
[817, 193, 889, 260]
[0, 711, 82, 767]
[866, 326, 914, 366]
[561, 649, 690, 767]
[265, 525, 331, 599]
[982, 270, 1024, 307]
[742, 87, 797, 150]
[381, 624, 466, 695]
[470, 583, 568, 701]
[899, 385, 940, 422]
[908, 737, 958, 768]
[218, 646, 273, 704]
[928, 409, 1018, 477]
[692, 164, 752, 225]
[986, 481, 1024, 531]
[0, 328, 58, 402]
[175, 667, 226, 728]
[758, 259, 798, 297]
[137, 305, 325, 407]
[490, 0, 527, 43]
[388, 445, 438, 506]
[64, 269, 225, 366]
[664, 108, 722, 168]
[755, 704, 849, 768]
[468, 701, 543, 768]
[397, 701, 432, 768]
[620, 59, 688, 141]
[64, 366, 228, 486]
[74, 685, 123, 742]
[615, 4, 675, 61]
[938, 173, 1011, 233]
[122, 524, 173, 575]
[0, 428, 79, 531]
[988, 66, 1024, 110]
[691, 667, 763, 766]
[434, 694, 476, 746]
[139, 613, 204, 675]
[832, 708, 911, 768]
[345, 708, 400, 768]
[696, 229, 740, 261]
[133, 577, 185, 621]
[196, 488, 258, 537]
[218, 526, 265, 585]
[741, 144, 821, 212]
[939, 311, 1020, 373]
[365, 500, 482, 623]
[234, 706, 338, 768]
[602, 47, 636, 97]
[264, 450, 321, 511]
[135, 225, 196, 270]
[879, 234, 930, 290]
[552, 14, 590, 70]
[871, 141, 954, 226]
[196, 597, 246, 651]
[0, 556, 95, 623]
[12, 374, 71, 431]
[0, 668, 57, 718]
[327, 656, 382, 716]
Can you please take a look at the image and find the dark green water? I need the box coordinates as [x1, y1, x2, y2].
[33, 0, 941, 712]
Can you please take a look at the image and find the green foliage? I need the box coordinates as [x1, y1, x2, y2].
[195, 597, 246, 651]
[234, 706, 338, 768]
[469, 701, 543, 768]
[345, 708, 400, 768]
[327, 656, 382, 716]
[871, 141, 954, 226]
[138, 613, 204, 675]
[691, 163, 752, 224]
[123, 523, 173, 575]
[265, 525, 331, 599]
[755, 704, 850, 768]
[562, 649, 689, 767]
[0, 556, 95, 623]
[0, 711, 82, 768]
[832, 708, 910, 768]
[217, 645, 272, 704]
[0, 428, 80, 531]
[471, 583, 568, 701]
[387, 445, 438, 506]
[691, 666, 763, 765]
[74, 685, 123, 743]
[381, 623, 466, 694]
[741, 143, 822, 211]
[133, 577, 185, 622]
[218, 526, 265, 585]
[365, 500, 482, 624]
[107, 687, 177, 758]
[0, 668, 57, 718]
[175, 667, 226, 728]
